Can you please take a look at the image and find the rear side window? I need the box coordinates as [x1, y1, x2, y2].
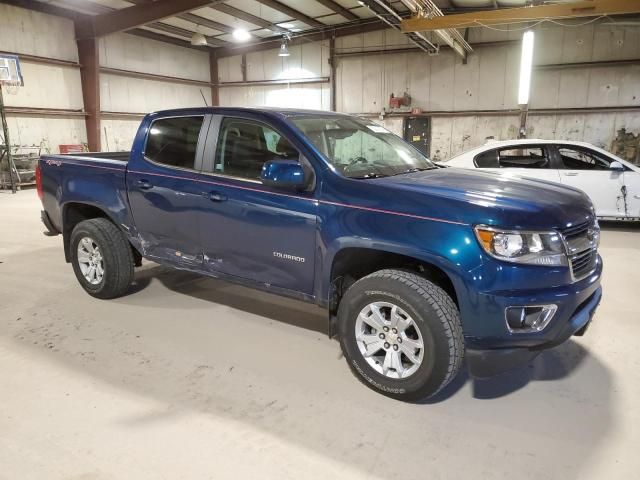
[474, 149, 499, 168]
[145, 116, 204, 170]
[497, 147, 549, 168]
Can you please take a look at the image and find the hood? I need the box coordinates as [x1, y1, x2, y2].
[369, 167, 594, 230]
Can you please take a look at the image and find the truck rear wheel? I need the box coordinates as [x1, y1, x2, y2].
[70, 218, 134, 299]
[338, 269, 464, 401]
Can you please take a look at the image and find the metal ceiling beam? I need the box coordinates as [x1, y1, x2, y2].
[76, 0, 216, 38]
[399, 0, 472, 59]
[0, 0, 212, 50]
[402, 0, 640, 31]
[253, 0, 325, 28]
[125, 0, 234, 34]
[178, 12, 235, 34]
[315, 0, 359, 21]
[211, 3, 290, 34]
[357, 1, 438, 53]
[214, 19, 386, 58]
[142, 23, 226, 47]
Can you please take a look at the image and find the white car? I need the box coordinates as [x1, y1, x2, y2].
[444, 139, 640, 220]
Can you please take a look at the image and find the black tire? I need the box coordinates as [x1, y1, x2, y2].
[338, 269, 464, 401]
[70, 218, 134, 299]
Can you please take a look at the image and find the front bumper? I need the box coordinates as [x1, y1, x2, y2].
[466, 285, 601, 377]
[461, 253, 603, 377]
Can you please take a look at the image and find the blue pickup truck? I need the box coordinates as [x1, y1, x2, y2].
[37, 107, 602, 400]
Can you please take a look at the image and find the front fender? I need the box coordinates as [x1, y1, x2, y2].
[316, 207, 482, 313]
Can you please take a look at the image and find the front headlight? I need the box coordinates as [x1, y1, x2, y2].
[474, 225, 567, 266]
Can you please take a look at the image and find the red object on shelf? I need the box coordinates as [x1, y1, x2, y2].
[59, 144, 85, 154]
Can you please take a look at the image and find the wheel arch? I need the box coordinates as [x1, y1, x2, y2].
[61, 202, 140, 265]
[324, 241, 464, 336]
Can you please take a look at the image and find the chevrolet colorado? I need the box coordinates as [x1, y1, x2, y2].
[38, 108, 602, 401]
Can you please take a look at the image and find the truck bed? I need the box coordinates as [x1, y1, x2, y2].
[39, 151, 132, 237]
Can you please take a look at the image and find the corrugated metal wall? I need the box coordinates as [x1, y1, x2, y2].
[98, 33, 210, 150]
[219, 25, 640, 160]
[218, 41, 331, 109]
[1, 4, 86, 151]
[2, 2, 639, 158]
[0, 3, 209, 153]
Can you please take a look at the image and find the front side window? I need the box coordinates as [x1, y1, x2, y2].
[145, 116, 204, 170]
[215, 118, 298, 180]
[558, 147, 611, 170]
[291, 116, 435, 179]
[497, 147, 549, 169]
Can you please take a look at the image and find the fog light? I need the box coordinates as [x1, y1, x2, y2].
[505, 305, 557, 333]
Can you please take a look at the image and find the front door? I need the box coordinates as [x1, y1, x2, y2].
[198, 116, 317, 296]
[403, 116, 430, 156]
[622, 169, 640, 218]
[127, 115, 209, 267]
[553, 145, 625, 218]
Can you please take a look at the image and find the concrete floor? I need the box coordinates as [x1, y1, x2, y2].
[1, 189, 639, 480]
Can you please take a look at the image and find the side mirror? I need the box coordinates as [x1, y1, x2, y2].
[610, 161, 624, 171]
[261, 159, 308, 191]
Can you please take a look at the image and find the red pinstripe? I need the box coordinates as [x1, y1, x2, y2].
[57, 162, 468, 226]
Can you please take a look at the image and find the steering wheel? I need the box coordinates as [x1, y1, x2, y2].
[343, 156, 368, 174]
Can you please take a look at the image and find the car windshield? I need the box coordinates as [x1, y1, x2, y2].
[291, 115, 436, 179]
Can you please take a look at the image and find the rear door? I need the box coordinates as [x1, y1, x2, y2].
[127, 115, 210, 267]
[197, 115, 318, 296]
[553, 145, 624, 217]
[473, 145, 561, 183]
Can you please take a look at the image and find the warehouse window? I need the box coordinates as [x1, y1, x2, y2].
[145, 116, 204, 170]
[558, 147, 611, 170]
[497, 147, 549, 169]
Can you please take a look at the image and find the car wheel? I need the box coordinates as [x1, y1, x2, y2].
[338, 269, 464, 401]
[70, 218, 134, 299]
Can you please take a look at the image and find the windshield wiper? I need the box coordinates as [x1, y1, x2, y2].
[391, 167, 436, 176]
[350, 172, 388, 179]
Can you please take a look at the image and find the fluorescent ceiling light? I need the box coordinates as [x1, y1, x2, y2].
[233, 28, 251, 42]
[518, 30, 534, 105]
[190, 31, 207, 46]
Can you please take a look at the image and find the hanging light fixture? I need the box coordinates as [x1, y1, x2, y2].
[233, 28, 251, 42]
[190, 26, 207, 46]
[278, 39, 290, 57]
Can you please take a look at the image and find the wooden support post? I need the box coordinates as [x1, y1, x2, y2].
[329, 37, 337, 112]
[241, 54, 247, 83]
[210, 50, 219, 106]
[76, 35, 101, 152]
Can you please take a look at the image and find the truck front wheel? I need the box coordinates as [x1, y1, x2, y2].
[70, 218, 134, 299]
[338, 269, 464, 401]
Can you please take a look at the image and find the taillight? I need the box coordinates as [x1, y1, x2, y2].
[36, 163, 44, 201]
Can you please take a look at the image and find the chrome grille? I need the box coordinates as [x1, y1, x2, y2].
[560, 218, 599, 281]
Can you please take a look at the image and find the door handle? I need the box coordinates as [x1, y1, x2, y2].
[207, 191, 227, 202]
[137, 179, 153, 190]
[563, 172, 578, 176]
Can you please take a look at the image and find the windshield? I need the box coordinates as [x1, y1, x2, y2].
[291, 116, 436, 179]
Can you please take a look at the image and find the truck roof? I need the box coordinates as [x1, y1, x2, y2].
[146, 106, 351, 120]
